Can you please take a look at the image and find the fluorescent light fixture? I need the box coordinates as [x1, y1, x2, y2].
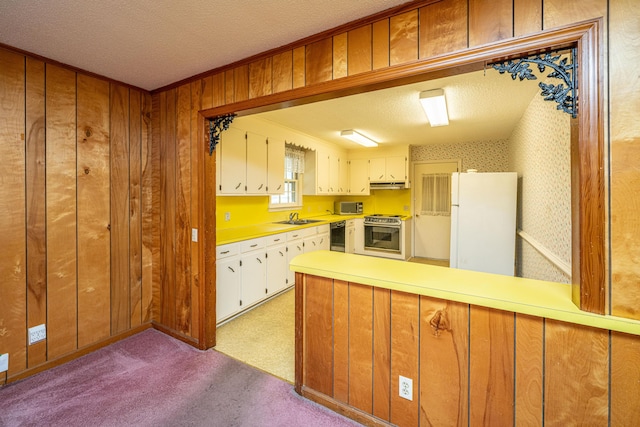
[340, 129, 378, 147]
[419, 89, 449, 127]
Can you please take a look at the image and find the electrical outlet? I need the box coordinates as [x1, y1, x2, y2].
[224, 212, 231, 221]
[399, 375, 413, 401]
[28, 324, 46, 345]
[0, 353, 8, 373]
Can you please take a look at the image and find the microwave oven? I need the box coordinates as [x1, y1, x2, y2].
[335, 201, 363, 215]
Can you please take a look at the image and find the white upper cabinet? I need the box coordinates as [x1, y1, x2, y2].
[348, 158, 370, 195]
[218, 128, 285, 195]
[369, 155, 407, 183]
[304, 148, 348, 195]
[218, 127, 247, 194]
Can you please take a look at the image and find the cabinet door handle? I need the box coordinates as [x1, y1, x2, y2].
[273, 238, 281, 242]
[256, 257, 262, 264]
[250, 244, 258, 247]
[221, 250, 230, 254]
[318, 186, 323, 192]
[378, 174, 384, 179]
[258, 184, 264, 190]
[390, 174, 396, 179]
[235, 182, 242, 190]
[279, 251, 284, 256]
[277, 184, 282, 190]
[361, 188, 366, 193]
[227, 266, 235, 273]
[297, 245, 302, 251]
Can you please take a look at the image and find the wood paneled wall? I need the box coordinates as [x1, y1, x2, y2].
[299, 274, 639, 426]
[153, 0, 639, 346]
[0, 48, 155, 383]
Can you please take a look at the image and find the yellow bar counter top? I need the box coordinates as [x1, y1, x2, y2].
[290, 250, 640, 336]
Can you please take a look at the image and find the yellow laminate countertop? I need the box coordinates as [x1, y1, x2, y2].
[290, 250, 640, 337]
[216, 214, 364, 245]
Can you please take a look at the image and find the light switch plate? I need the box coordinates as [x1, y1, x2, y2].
[0, 353, 8, 373]
[191, 228, 198, 242]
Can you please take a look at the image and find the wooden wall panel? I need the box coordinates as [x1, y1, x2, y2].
[514, 314, 543, 425]
[233, 65, 249, 102]
[419, 0, 468, 59]
[332, 33, 348, 80]
[46, 64, 78, 359]
[249, 58, 272, 99]
[0, 49, 27, 376]
[175, 84, 192, 334]
[77, 74, 111, 347]
[469, 307, 514, 426]
[514, 0, 542, 37]
[272, 51, 293, 93]
[610, 0, 640, 319]
[348, 283, 373, 413]
[390, 291, 419, 427]
[201, 76, 213, 110]
[305, 38, 333, 86]
[140, 92, 154, 323]
[469, 0, 513, 47]
[160, 89, 177, 327]
[25, 57, 47, 368]
[129, 89, 143, 327]
[224, 69, 234, 104]
[333, 280, 349, 402]
[212, 73, 225, 108]
[372, 19, 390, 70]
[545, 320, 608, 425]
[190, 80, 202, 339]
[304, 275, 334, 396]
[347, 25, 372, 76]
[372, 287, 391, 421]
[389, 10, 418, 66]
[150, 93, 163, 323]
[543, 0, 607, 30]
[292, 46, 306, 89]
[611, 332, 640, 424]
[110, 83, 131, 334]
[419, 297, 468, 427]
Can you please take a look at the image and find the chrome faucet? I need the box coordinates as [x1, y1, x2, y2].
[289, 212, 299, 222]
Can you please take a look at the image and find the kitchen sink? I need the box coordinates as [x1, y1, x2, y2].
[274, 219, 324, 225]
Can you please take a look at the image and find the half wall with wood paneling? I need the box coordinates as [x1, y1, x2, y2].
[298, 273, 638, 426]
[0, 47, 156, 384]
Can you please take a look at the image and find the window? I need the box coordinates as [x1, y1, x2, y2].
[270, 144, 305, 209]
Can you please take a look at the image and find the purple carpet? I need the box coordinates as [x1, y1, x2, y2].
[0, 329, 362, 427]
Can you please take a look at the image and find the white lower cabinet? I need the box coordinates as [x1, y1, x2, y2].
[216, 225, 330, 324]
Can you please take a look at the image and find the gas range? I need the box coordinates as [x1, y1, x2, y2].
[363, 214, 403, 226]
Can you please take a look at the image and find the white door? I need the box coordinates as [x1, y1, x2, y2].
[413, 161, 459, 260]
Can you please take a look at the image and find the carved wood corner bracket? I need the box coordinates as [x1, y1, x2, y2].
[491, 48, 578, 118]
[208, 113, 236, 155]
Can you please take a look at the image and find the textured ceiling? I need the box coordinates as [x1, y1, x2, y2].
[0, 0, 408, 90]
[255, 68, 541, 148]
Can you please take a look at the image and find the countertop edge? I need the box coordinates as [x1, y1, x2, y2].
[290, 251, 640, 337]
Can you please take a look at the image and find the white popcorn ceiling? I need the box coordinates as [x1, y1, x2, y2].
[0, 0, 549, 147]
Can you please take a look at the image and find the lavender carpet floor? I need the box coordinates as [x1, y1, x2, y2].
[0, 329, 362, 427]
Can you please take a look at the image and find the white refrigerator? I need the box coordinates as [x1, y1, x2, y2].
[450, 172, 517, 276]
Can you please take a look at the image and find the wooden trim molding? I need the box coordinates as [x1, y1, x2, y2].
[198, 19, 606, 324]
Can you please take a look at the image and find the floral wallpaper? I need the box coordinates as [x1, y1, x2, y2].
[411, 139, 509, 172]
[509, 80, 571, 283]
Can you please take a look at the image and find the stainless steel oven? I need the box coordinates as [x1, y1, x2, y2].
[330, 220, 346, 252]
[363, 215, 402, 254]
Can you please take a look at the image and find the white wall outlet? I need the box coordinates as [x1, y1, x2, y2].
[0, 353, 8, 373]
[191, 228, 198, 242]
[399, 375, 413, 401]
[224, 212, 231, 221]
[28, 324, 46, 345]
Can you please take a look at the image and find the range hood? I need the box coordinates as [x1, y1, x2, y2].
[369, 181, 406, 190]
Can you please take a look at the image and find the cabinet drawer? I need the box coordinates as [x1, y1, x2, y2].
[239, 237, 266, 252]
[287, 228, 315, 241]
[216, 243, 239, 259]
[266, 233, 286, 246]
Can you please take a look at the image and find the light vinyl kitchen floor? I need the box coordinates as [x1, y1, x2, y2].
[214, 288, 295, 383]
[214, 257, 448, 384]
